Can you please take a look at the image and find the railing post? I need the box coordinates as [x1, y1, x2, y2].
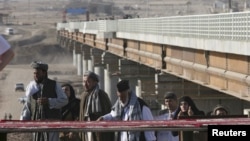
[0, 133, 7, 141]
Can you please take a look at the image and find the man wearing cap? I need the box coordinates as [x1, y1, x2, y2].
[20, 61, 68, 141]
[211, 104, 229, 116]
[79, 71, 114, 141]
[97, 80, 156, 141]
[155, 92, 179, 141]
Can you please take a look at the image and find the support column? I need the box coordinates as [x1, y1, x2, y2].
[77, 54, 83, 76]
[136, 80, 142, 98]
[82, 58, 88, 74]
[75, 42, 83, 76]
[102, 52, 120, 73]
[82, 44, 91, 74]
[88, 59, 93, 72]
[94, 64, 105, 89]
[73, 49, 77, 66]
[91, 48, 103, 66]
[104, 64, 119, 105]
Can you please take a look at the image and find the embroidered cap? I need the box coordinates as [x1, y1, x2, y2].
[117, 80, 130, 92]
[31, 61, 48, 71]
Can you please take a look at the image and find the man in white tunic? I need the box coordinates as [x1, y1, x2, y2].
[97, 80, 156, 141]
[20, 61, 68, 141]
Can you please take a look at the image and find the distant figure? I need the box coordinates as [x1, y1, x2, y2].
[211, 104, 229, 116]
[173, 96, 205, 119]
[8, 113, 12, 120]
[155, 92, 179, 141]
[172, 96, 205, 141]
[79, 71, 114, 141]
[97, 80, 156, 141]
[60, 83, 81, 141]
[0, 35, 14, 71]
[20, 61, 68, 141]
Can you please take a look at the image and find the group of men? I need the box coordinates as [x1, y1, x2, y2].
[19, 61, 160, 141]
[0, 34, 170, 141]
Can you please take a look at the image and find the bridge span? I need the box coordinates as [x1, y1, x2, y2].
[56, 11, 250, 114]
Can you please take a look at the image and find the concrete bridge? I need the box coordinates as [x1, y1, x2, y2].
[56, 11, 250, 115]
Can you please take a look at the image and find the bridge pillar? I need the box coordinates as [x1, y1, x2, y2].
[94, 64, 105, 90]
[74, 42, 83, 76]
[104, 64, 119, 105]
[77, 54, 83, 76]
[73, 49, 76, 66]
[82, 44, 91, 74]
[101, 52, 120, 73]
[91, 48, 104, 65]
[87, 59, 93, 72]
[136, 80, 142, 98]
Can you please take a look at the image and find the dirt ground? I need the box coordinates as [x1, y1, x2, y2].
[0, 29, 82, 140]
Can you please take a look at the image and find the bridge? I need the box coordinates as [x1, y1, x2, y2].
[56, 11, 250, 114]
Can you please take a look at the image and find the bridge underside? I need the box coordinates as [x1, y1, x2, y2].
[57, 30, 250, 105]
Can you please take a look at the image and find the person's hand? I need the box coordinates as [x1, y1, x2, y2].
[177, 111, 184, 119]
[37, 97, 48, 105]
[188, 106, 193, 116]
[96, 116, 103, 121]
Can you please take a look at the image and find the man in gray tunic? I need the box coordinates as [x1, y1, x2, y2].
[79, 71, 114, 141]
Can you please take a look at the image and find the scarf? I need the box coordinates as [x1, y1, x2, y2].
[112, 91, 142, 141]
[85, 85, 102, 116]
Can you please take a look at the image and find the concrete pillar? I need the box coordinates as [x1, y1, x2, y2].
[73, 48, 76, 66]
[91, 48, 103, 65]
[82, 44, 91, 73]
[94, 64, 105, 90]
[136, 80, 142, 98]
[77, 54, 83, 76]
[155, 73, 159, 96]
[82, 58, 88, 74]
[102, 52, 119, 73]
[104, 64, 119, 105]
[87, 59, 93, 72]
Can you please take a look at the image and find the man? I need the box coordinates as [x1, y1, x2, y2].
[0, 35, 14, 71]
[97, 80, 156, 141]
[211, 104, 229, 116]
[155, 92, 179, 141]
[20, 61, 68, 141]
[79, 71, 114, 141]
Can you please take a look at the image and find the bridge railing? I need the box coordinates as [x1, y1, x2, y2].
[0, 117, 250, 141]
[57, 11, 250, 41]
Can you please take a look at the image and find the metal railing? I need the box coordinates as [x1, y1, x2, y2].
[1, 117, 250, 132]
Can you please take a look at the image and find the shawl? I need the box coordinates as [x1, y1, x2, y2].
[79, 86, 114, 141]
[112, 91, 143, 141]
[85, 85, 101, 116]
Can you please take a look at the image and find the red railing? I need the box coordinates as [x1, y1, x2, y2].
[1, 117, 250, 140]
